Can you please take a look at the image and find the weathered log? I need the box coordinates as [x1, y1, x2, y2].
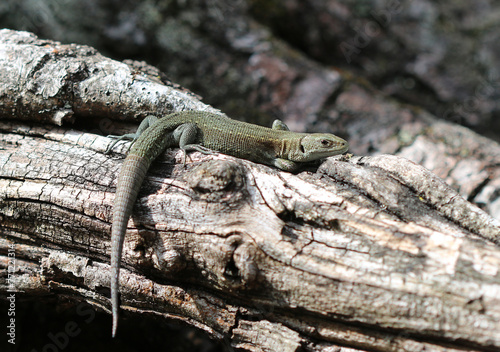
[1, 29, 500, 352]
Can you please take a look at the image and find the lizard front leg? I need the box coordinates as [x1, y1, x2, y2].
[272, 158, 298, 172]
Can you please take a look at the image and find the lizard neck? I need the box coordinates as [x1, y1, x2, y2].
[279, 134, 304, 161]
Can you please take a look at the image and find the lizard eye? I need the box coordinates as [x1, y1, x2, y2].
[320, 139, 332, 147]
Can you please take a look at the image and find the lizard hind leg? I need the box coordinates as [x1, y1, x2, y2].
[105, 133, 139, 154]
[172, 123, 217, 166]
[105, 115, 160, 154]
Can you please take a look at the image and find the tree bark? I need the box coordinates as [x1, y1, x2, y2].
[1, 29, 500, 352]
[2, 1, 500, 219]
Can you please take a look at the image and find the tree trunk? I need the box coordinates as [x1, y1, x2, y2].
[1, 29, 500, 352]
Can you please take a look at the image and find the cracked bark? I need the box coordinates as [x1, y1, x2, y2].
[1, 29, 500, 352]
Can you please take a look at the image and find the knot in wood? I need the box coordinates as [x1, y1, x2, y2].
[185, 160, 246, 201]
[222, 235, 258, 289]
[153, 248, 185, 274]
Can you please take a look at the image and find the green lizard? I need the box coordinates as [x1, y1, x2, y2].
[105, 111, 348, 337]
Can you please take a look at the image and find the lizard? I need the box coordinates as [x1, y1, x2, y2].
[104, 110, 349, 337]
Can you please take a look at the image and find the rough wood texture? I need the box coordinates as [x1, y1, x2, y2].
[2, 1, 500, 220]
[0, 29, 215, 126]
[1, 30, 500, 352]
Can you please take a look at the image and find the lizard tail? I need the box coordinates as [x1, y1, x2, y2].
[111, 154, 150, 337]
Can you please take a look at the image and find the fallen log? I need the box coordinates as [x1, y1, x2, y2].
[1, 29, 499, 352]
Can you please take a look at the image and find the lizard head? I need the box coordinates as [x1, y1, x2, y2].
[293, 133, 349, 162]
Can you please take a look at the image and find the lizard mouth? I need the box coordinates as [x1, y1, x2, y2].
[336, 143, 349, 154]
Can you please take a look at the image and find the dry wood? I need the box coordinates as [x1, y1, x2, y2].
[1, 29, 500, 352]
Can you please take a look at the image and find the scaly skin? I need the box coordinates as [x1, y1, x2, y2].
[107, 111, 348, 336]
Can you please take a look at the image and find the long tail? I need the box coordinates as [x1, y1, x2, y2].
[111, 154, 150, 337]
